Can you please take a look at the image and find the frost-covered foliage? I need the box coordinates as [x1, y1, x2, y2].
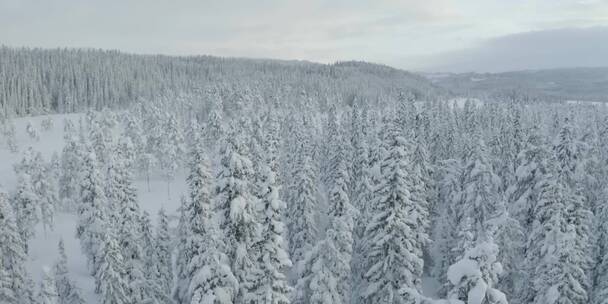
[5, 48, 608, 304]
[446, 241, 507, 304]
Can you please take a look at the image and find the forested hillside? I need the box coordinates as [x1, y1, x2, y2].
[0, 47, 443, 116]
[1, 47, 607, 304]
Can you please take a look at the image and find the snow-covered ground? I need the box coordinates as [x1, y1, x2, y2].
[1, 113, 186, 304]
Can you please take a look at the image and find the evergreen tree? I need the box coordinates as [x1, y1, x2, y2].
[155, 208, 173, 298]
[159, 113, 185, 198]
[215, 129, 262, 303]
[186, 130, 238, 304]
[39, 267, 60, 304]
[76, 150, 108, 273]
[527, 168, 588, 304]
[360, 121, 429, 304]
[96, 234, 130, 304]
[5, 119, 18, 153]
[446, 241, 508, 304]
[287, 142, 319, 275]
[54, 240, 86, 304]
[298, 151, 355, 304]
[251, 164, 293, 303]
[60, 135, 83, 210]
[13, 172, 40, 246]
[0, 190, 29, 303]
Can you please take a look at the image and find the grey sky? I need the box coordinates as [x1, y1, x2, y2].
[1, 0, 608, 72]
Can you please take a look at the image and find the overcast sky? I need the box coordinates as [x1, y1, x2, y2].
[1, 0, 607, 73]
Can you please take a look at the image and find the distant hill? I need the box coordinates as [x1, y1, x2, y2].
[426, 67, 608, 102]
[0, 47, 446, 116]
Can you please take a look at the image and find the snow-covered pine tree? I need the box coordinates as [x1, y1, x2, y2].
[430, 159, 464, 291]
[186, 129, 239, 304]
[96, 233, 130, 304]
[137, 210, 169, 304]
[155, 208, 173, 299]
[174, 129, 215, 303]
[457, 133, 502, 250]
[88, 114, 113, 166]
[526, 164, 588, 304]
[26, 121, 40, 141]
[76, 149, 108, 273]
[445, 241, 508, 304]
[60, 134, 83, 210]
[298, 145, 355, 304]
[0, 190, 30, 303]
[174, 197, 191, 304]
[39, 267, 60, 304]
[159, 113, 185, 198]
[0, 267, 16, 304]
[360, 119, 429, 304]
[506, 126, 550, 234]
[109, 152, 155, 304]
[250, 164, 292, 304]
[554, 118, 593, 293]
[523, 119, 592, 304]
[4, 119, 18, 153]
[215, 128, 262, 303]
[32, 152, 58, 234]
[13, 171, 40, 247]
[54, 240, 86, 304]
[287, 139, 319, 278]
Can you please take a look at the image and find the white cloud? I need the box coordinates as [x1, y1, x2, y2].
[0, 0, 607, 71]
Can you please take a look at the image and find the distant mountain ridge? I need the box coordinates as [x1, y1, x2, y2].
[426, 67, 608, 102]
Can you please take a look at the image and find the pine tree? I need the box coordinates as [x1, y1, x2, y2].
[158, 113, 185, 198]
[5, 119, 18, 153]
[32, 153, 58, 234]
[215, 129, 262, 303]
[96, 234, 129, 304]
[54, 239, 86, 304]
[298, 150, 355, 304]
[0, 267, 16, 304]
[174, 130, 214, 303]
[0, 190, 29, 303]
[287, 141, 319, 276]
[527, 168, 588, 304]
[155, 208, 173, 298]
[39, 267, 60, 304]
[109, 153, 153, 304]
[13, 172, 40, 246]
[445, 241, 508, 304]
[76, 150, 108, 273]
[251, 164, 293, 303]
[360, 121, 429, 304]
[139, 211, 168, 304]
[186, 130, 238, 304]
[60, 135, 83, 210]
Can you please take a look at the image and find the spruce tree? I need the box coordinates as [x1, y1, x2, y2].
[76, 150, 108, 273]
[360, 121, 429, 304]
[0, 190, 29, 303]
[96, 234, 129, 304]
[155, 208, 173, 298]
[215, 129, 262, 303]
[287, 142, 319, 275]
[13, 172, 40, 246]
[251, 164, 293, 304]
[298, 150, 355, 304]
[39, 267, 60, 304]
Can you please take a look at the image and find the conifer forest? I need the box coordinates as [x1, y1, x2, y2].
[1, 47, 608, 304]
